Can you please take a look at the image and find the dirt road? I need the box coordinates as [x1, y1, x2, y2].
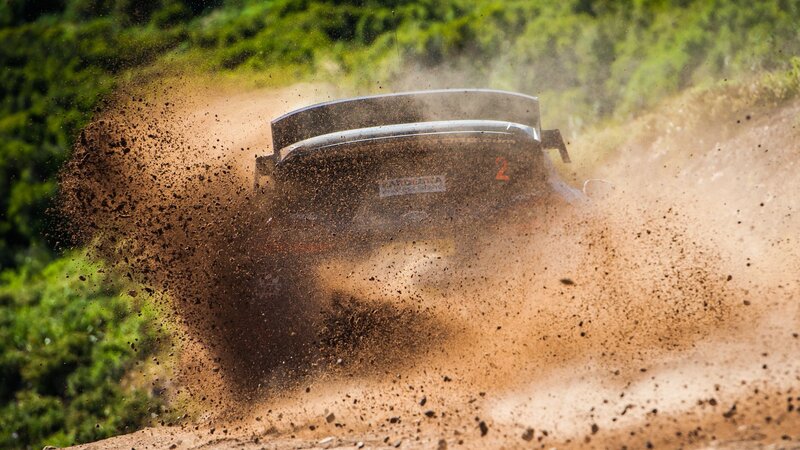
[65, 79, 800, 449]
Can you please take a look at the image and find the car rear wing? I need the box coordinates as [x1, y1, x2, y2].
[269, 89, 569, 161]
[257, 89, 570, 189]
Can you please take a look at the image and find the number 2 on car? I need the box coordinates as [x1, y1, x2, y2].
[495, 156, 510, 181]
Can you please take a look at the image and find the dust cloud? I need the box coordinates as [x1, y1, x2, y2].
[63, 76, 800, 449]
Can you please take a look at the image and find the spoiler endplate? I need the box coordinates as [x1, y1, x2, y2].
[541, 129, 571, 163]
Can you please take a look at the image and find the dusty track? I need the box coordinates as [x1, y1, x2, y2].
[64, 80, 800, 449]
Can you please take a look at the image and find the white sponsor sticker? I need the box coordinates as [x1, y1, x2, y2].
[379, 175, 446, 198]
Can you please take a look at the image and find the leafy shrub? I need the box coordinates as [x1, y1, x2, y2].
[0, 17, 179, 268]
[0, 254, 168, 449]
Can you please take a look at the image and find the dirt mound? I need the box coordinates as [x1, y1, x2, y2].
[63, 78, 800, 449]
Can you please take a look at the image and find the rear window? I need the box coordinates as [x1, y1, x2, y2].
[273, 134, 546, 218]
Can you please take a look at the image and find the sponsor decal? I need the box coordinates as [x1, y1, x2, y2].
[379, 175, 446, 198]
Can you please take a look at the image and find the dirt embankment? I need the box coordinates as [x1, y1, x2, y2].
[63, 79, 800, 449]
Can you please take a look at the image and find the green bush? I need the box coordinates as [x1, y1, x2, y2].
[0, 17, 180, 268]
[0, 254, 167, 449]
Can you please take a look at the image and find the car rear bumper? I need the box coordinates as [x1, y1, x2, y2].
[261, 187, 584, 256]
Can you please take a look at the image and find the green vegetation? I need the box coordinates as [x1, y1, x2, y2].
[0, 254, 169, 449]
[0, 0, 798, 448]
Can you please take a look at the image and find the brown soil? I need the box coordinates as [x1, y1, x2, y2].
[62, 78, 800, 449]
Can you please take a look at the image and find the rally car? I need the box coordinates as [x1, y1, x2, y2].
[254, 89, 585, 256]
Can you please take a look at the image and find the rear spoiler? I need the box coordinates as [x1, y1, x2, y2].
[257, 89, 570, 187]
[271, 89, 545, 152]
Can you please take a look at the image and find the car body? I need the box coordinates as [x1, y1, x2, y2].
[254, 89, 584, 255]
